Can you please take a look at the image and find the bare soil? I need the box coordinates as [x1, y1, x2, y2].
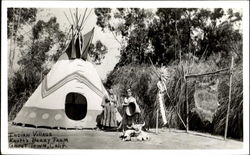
[8, 124, 242, 149]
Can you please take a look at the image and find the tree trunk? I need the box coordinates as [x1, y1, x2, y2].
[9, 8, 15, 70]
[10, 8, 21, 70]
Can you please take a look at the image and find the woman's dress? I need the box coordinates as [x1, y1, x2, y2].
[100, 95, 118, 128]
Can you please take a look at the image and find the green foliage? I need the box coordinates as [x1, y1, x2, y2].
[7, 8, 37, 38]
[8, 15, 66, 120]
[95, 8, 155, 66]
[213, 62, 243, 139]
[88, 40, 108, 65]
[106, 54, 243, 139]
[8, 70, 40, 121]
[8, 8, 39, 70]
[18, 17, 66, 73]
[8, 8, 243, 141]
[99, 8, 243, 139]
[95, 8, 242, 67]
[95, 8, 112, 30]
[105, 65, 158, 124]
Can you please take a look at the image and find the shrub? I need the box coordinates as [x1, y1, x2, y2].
[106, 56, 243, 140]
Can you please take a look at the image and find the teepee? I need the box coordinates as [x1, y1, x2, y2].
[13, 9, 108, 129]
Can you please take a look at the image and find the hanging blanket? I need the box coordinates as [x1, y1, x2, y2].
[193, 80, 220, 123]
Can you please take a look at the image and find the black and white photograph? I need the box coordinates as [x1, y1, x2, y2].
[1, 1, 249, 154]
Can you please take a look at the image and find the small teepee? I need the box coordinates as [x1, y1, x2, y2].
[13, 9, 107, 129]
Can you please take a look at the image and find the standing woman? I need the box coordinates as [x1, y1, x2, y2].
[100, 89, 121, 130]
[118, 89, 141, 131]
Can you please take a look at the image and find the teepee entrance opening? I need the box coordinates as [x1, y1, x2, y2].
[65, 92, 87, 120]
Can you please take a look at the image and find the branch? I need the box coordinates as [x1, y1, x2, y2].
[149, 57, 161, 78]
[185, 68, 230, 78]
[108, 22, 123, 47]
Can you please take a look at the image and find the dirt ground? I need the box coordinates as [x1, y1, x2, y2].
[8, 124, 243, 149]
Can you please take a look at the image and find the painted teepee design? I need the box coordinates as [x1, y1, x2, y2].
[13, 9, 108, 129]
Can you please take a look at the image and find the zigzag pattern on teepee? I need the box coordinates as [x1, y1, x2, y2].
[41, 71, 105, 98]
[13, 9, 106, 129]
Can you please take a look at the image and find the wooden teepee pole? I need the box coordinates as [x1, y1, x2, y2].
[224, 56, 234, 140]
[69, 8, 76, 27]
[79, 8, 87, 30]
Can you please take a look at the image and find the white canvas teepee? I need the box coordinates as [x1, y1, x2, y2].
[13, 9, 108, 129]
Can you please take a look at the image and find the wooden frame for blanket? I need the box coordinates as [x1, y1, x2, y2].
[184, 56, 234, 140]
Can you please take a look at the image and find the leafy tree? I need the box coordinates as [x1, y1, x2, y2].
[95, 8, 155, 67]
[18, 17, 66, 78]
[8, 8, 38, 69]
[7, 8, 37, 38]
[96, 8, 243, 139]
[94, 8, 112, 30]
[88, 40, 108, 65]
[8, 16, 66, 120]
[149, 8, 242, 66]
[95, 8, 242, 68]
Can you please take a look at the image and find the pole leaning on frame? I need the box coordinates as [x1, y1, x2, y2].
[185, 76, 189, 133]
[156, 109, 159, 134]
[224, 56, 234, 140]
